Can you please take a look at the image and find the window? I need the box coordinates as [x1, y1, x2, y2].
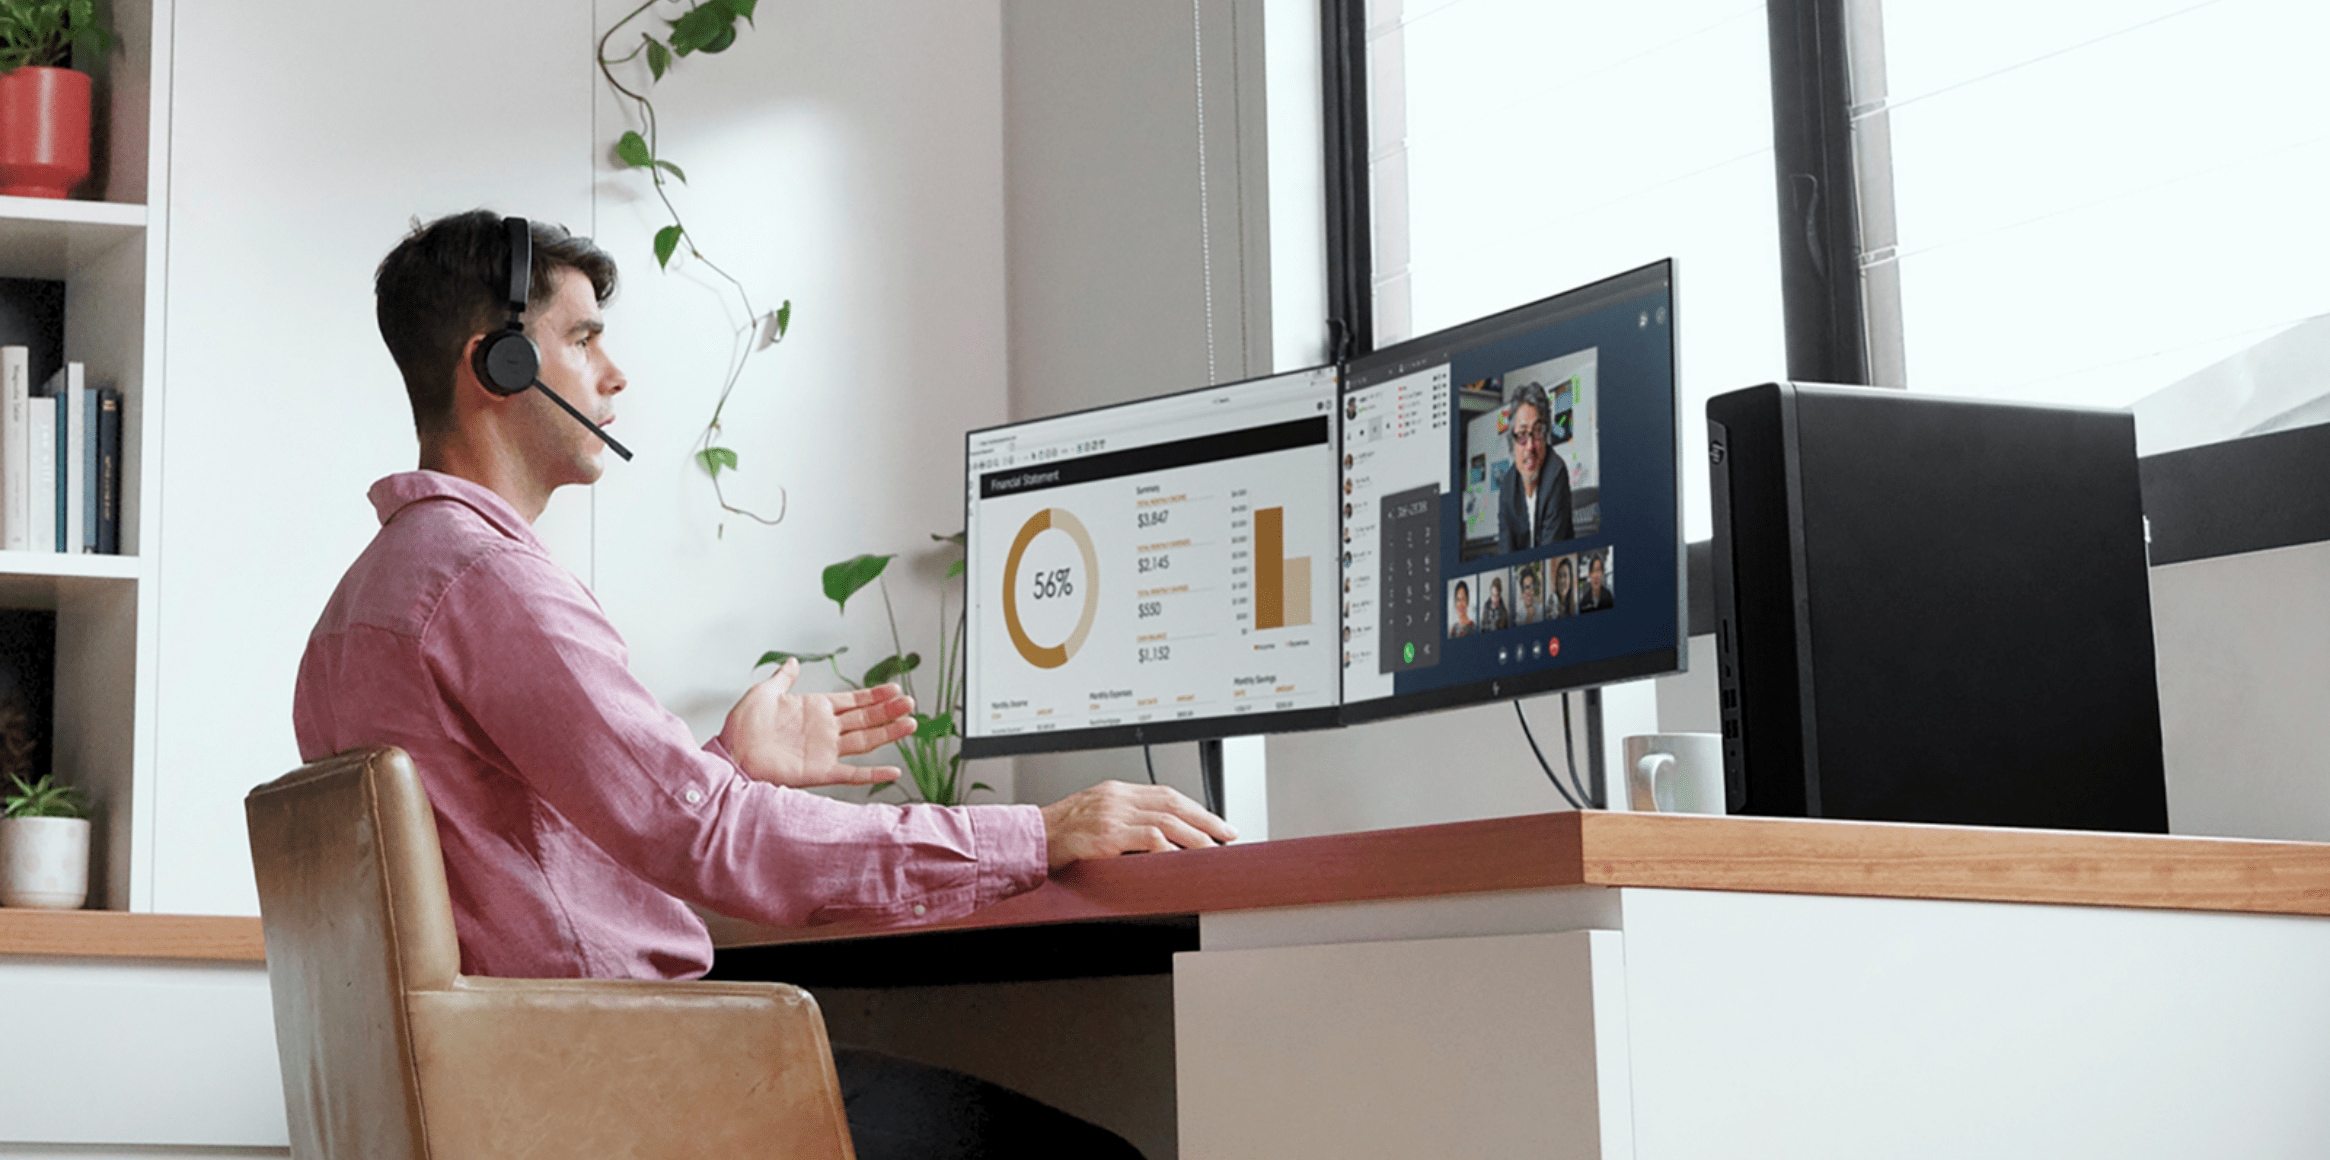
[1363, 0, 1787, 538]
[1853, 0, 2330, 452]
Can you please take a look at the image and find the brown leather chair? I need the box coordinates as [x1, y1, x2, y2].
[245, 746, 856, 1159]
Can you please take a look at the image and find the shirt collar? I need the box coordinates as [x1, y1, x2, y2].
[368, 471, 544, 549]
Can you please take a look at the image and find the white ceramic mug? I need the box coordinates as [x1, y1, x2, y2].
[1623, 733, 1726, 815]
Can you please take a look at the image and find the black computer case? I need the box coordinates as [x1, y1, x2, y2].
[1706, 383, 2168, 831]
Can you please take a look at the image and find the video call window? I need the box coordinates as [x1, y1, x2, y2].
[1457, 347, 1602, 566]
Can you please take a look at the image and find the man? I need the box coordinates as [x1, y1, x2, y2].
[1496, 382, 1574, 553]
[1578, 552, 1616, 612]
[1481, 575, 1510, 632]
[1516, 563, 1543, 625]
[296, 211, 1225, 1157]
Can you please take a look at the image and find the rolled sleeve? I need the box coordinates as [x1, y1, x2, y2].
[426, 546, 1049, 930]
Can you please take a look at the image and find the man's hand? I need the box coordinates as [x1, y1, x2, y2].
[721, 659, 917, 788]
[1039, 781, 1237, 870]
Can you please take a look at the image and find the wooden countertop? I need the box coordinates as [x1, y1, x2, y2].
[709, 810, 2330, 950]
[0, 909, 265, 962]
[18, 812, 2326, 961]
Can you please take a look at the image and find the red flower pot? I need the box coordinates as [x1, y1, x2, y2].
[0, 66, 93, 199]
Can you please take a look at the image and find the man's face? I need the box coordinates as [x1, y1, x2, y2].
[1512, 402, 1546, 487]
[514, 267, 625, 488]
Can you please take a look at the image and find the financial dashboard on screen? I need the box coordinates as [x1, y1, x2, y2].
[961, 368, 1342, 756]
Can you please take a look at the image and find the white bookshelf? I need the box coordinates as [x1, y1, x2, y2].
[0, 0, 168, 913]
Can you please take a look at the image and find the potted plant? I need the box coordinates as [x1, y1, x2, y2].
[0, 0, 116, 199]
[762, 533, 979, 805]
[2, 772, 89, 908]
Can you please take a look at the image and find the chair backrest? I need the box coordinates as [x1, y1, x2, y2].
[246, 747, 460, 1160]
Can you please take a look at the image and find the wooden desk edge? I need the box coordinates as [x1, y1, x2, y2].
[0, 910, 267, 963]
[714, 812, 2330, 950]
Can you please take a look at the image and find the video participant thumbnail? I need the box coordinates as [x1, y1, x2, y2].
[1457, 347, 1603, 563]
[1448, 575, 1479, 638]
[1512, 560, 1545, 626]
[1576, 546, 1615, 613]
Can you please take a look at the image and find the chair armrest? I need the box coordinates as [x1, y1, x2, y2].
[405, 977, 854, 1160]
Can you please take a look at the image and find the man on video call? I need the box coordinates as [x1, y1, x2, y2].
[1497, 381, 1574, 553]
[294, 210, 1232, 1159]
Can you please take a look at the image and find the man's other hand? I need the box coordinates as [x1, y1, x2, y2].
[1039, 781, 1237, 870]
[722, 659, 916, 788]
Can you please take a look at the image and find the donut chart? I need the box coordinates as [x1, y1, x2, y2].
[1001, 507, 1100, 669]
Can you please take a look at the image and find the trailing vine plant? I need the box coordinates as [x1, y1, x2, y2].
[597, 0, 793, 530]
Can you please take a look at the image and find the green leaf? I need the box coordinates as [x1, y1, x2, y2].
[971, 782, 993, 794]
[666, 0, 737, 55]
[616, 130, 654, 169]
[931, 530, 966, 546]
[945, 558, 966, 579]
[915, 711, 955, 741]
[863, 652, 922, 687]
[701, 23, 738, 53]
[731, 0, 758, 22]
[696, 446, 738, 478]
[654, 224, 684, 269]
[646, 38, 670, 80]
[774, 300, 792, 338]
[822, 554, 894, 611]
[756, 648, 840, 668]
[655, 159, 688, 183]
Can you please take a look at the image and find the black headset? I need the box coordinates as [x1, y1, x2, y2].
[473, 216, 634, 460]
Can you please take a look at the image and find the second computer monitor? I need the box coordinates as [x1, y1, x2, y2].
[1340, 260, 1684, 722]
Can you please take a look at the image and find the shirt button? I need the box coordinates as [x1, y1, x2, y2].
[683, 788, 703, 805]
[913, 904, 927, 916]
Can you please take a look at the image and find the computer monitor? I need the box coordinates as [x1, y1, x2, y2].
[960, 367, 1343, 757]
[1339, 260, 1684, 723]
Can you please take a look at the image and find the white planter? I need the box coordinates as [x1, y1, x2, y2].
[0, 816, 91, 909]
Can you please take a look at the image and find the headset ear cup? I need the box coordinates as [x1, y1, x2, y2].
[475, 326, 540, 397]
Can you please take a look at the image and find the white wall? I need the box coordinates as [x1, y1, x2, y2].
[586, 0, 1013, 786]
[155, 0, 597, 914]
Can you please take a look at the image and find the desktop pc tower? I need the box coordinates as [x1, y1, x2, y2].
[1706, 383, 2169, 831]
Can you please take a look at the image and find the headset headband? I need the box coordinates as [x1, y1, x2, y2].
[504, 216, 531, 317]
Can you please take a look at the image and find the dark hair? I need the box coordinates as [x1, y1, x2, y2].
[374, 211, 618, 434]
[1454, 580, 1470, 600]
[1506, 382, 1552, 450]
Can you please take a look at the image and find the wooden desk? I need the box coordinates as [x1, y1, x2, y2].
[710, 810, 2330, 981]
[712, 812, 2330, 1160]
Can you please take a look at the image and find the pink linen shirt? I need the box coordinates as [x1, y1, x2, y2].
[293, 471, 1048, 981]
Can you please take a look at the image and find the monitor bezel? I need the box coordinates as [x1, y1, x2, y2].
[958, 364, 1346, 759]
[1335, 258, 1688, 727]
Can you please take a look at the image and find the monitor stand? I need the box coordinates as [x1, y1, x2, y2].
[1198, 736, 1270, 843]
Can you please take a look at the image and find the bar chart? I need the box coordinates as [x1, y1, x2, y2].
[1253, 506, 1313, 630]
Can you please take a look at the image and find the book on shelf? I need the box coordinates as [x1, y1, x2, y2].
[28, 396, 54, 555]
[0, 354, 122, 560]
[51, 364, 86, 554]
[81, 385, 97, 552]
[2, 345, 25, 552]
[96, 387, 120, 555]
